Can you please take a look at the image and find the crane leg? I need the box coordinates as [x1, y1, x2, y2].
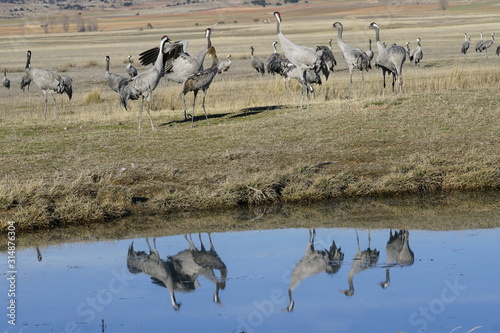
[201, 90, 209, 123]
[179, 92, 189, 120]
[146, 97, 155, 130]
[191, 90, 198, 127]
[348, 71, 353, 99]
[50, 93, 58, 118]
[138, 96, 144, 130]
[43, 90, 48, 119]
[361, 71, 366, 98]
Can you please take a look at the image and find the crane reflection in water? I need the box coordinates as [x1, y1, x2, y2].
[126, 233, 227, 311]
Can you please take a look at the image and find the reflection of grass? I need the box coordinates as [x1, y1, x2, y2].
[0, 4, 499, 232]
[2, 191, 499, 251]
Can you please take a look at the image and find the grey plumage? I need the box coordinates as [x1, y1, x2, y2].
[188, 233, 227, 303]
[368, 22, 406, 93]
[461, 33, 471, 55]
[250, 46, 265, 75]
[333, 21, 370, 97]
[410, 38, 423, 66]
[105, 55, 128, 93]
[478, 32, 495, 53]
[267, 41, 294, 91]
[126, 55, 138, 77]
[285, 65, 322, 99]
[180, 46, 218, 126]
[496, 44, 500, 56]
[315, 44, 336, 80]
[139, 28, 212, 84]
[273, 11, 328, 109]
[340, 230, 379, 297]
[287, 229, 343, 312]
[25, 50, 73, 119]
[405, 41, 413, 59]
[379, 230, 414, 289]
[119, 36, 170, 130]
[2, 69, 10, 91]
[20, 74, 31, 91]
[217, 54, 232, 74]
[267, 41, 293, 77]
[475, 32, 484, 52]
[365, 39, 374, 65]
[127, 238, 180, 311]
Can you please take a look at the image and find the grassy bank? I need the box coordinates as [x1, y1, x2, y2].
[0, 3, 499, 233]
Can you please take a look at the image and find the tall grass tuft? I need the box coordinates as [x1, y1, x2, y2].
[84, 88, 104, 104]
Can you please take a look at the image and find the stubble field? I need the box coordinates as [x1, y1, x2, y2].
[0, 1, 499, 232]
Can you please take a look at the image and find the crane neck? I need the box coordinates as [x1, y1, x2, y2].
[106, 58, 110, 73]
[275, 13, 281, 35]
[154, 38, 168, 73]
[25, 52, 31, 70]
[273, 43, 278, 53]
[210, 52, 218, 69]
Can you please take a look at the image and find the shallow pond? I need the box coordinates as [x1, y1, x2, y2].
[2, 199, 500, 333]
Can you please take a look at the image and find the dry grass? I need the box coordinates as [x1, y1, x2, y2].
[0, 1, 499, 232]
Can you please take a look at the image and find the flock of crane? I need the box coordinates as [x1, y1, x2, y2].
[1, 11, 498, 130]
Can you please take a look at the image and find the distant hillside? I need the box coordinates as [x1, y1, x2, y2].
[0, 0, 301, 20]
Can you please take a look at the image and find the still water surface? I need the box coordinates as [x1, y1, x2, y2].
[2, 216, 500, 332]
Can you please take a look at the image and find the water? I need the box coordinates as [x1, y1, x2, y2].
[2, 208, 500, 333]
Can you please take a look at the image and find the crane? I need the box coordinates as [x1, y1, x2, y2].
[119, 35, 170, 130]
[2, 69, 10, 93]
[250, 46, 265, 75]
[332, 21, 370, 98]
[273, 11, 329, 110]
[461, 33, 471, 55]
[368, 22, 406, 93]
[25, 50, 73, 118]
[126, 55, 138, 77]
[105, 55, 129, 93]
[179, 46, 219, 127]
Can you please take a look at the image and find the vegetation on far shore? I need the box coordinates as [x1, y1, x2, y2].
[0, 2, 499, 233]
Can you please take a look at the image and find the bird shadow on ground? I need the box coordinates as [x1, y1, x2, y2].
[158, 105, 289, 126]
[228, 104, 288, 119]
[158, 112, 231, 127]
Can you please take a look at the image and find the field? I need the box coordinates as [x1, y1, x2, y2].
[0, 0, 499, 232]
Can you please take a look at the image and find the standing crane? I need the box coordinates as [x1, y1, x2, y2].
[105, 55, 129, 93]
[20, 74, 31, 91]
[365, 39, 374, 66]
[368, 22, 406, 93]
[405, 41, 413, 59]
[217, 54, 232, 74]
[179, 46, 219, 127]
[410, 38, 423, 66]
[25, 50, 73, 119]
[2, 69, 10, 93]
[119, 35, 170, 130]
[139, 28, 213, 120]
[267, 41, 293, 90]
[478, 32, 495, 54]
[332, 21, 370, 98]
[250, 46, 265, 75]
[475, 32, 484, 52]
[273, 11, 329, 110]
[126, 55, 138, 77]
[139, 28, 212, 84]
[461, 33, 471, 55]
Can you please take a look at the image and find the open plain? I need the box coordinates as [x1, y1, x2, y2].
[0, 0, 499, 232]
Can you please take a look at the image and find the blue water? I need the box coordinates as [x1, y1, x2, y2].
[2, 227, 500, 333]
